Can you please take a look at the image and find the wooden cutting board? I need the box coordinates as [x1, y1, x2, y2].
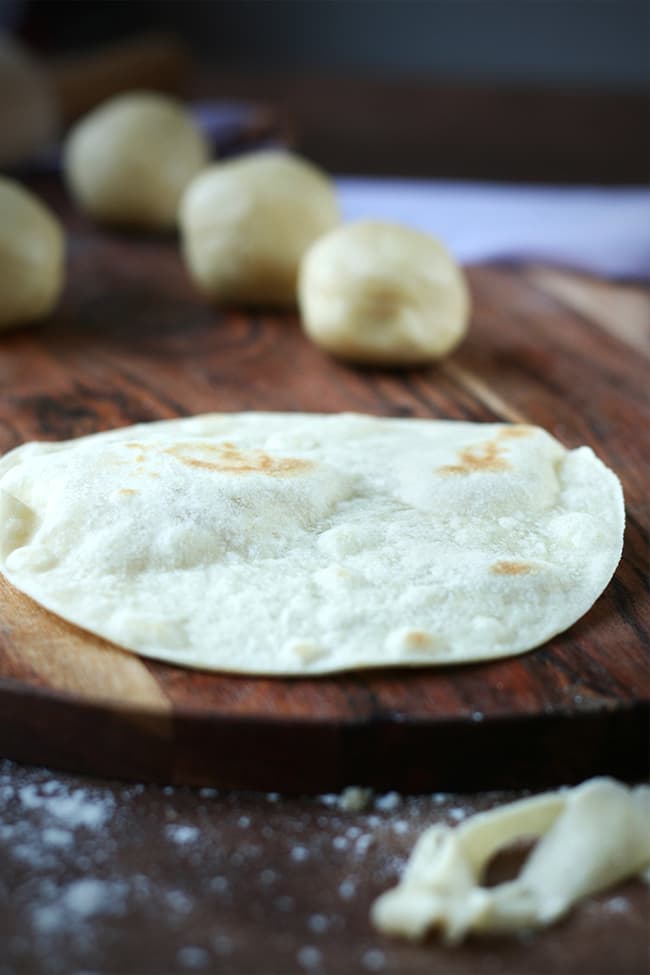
[0, 182, 648, 792]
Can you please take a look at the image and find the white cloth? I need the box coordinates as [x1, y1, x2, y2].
[337, 178, 650, 281]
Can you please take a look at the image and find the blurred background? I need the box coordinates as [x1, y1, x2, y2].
[1, 0, 648, 181]
[8, 0, 647, 86]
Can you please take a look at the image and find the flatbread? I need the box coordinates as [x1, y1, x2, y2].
[0, 412, 624, 675]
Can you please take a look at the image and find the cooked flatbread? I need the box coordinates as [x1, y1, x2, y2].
[0, 413, 624, 675]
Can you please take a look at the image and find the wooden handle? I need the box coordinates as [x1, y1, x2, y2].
[48, 33, 190, 124]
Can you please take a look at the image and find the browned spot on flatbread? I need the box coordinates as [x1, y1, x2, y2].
[496, 424, 535, 440]
[164, 442, 314, 477]
[123, 442, 147, 462]
[490, 560, 535, 576]
[436, 426, 536, 476]
[403, 630, 435, 650]
[437, 440, 510, 475]
[118, 488, 138, 496]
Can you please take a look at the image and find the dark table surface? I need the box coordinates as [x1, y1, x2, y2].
[1, 759, 649, 975]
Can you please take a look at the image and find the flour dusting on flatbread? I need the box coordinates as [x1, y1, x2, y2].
[0, 412, 624, 675]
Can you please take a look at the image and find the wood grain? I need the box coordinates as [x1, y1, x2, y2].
[0, 576, 171, 711]
[526, 265, 650, 357]
[0, 178, 648, 791]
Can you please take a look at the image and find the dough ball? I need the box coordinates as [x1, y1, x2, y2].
[298, 220, 470, 366]
[179, 150, 340, 306]
[0, 177, 64, 331]
[63, 91, 209, 229]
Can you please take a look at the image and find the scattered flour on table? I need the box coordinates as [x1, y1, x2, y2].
[308, 913, 331, 933]
[33, 878, 128, 934]
[339, 878, 357, 900]
[297, 945, 323, 970]
[361, 948, 387, 971]
[166, 824, 200, 845]
[165, 890, 194, 914]
[176, 946, 210, 969]
[2, 760, 640, 972]
[42, 827, 73, 847]
[18, 782, 114, 830]
[374, 792, 401, 813]
[602, 896, 632, 914]
[209, 875, 229, 894]
[64, 878, 113, 916]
